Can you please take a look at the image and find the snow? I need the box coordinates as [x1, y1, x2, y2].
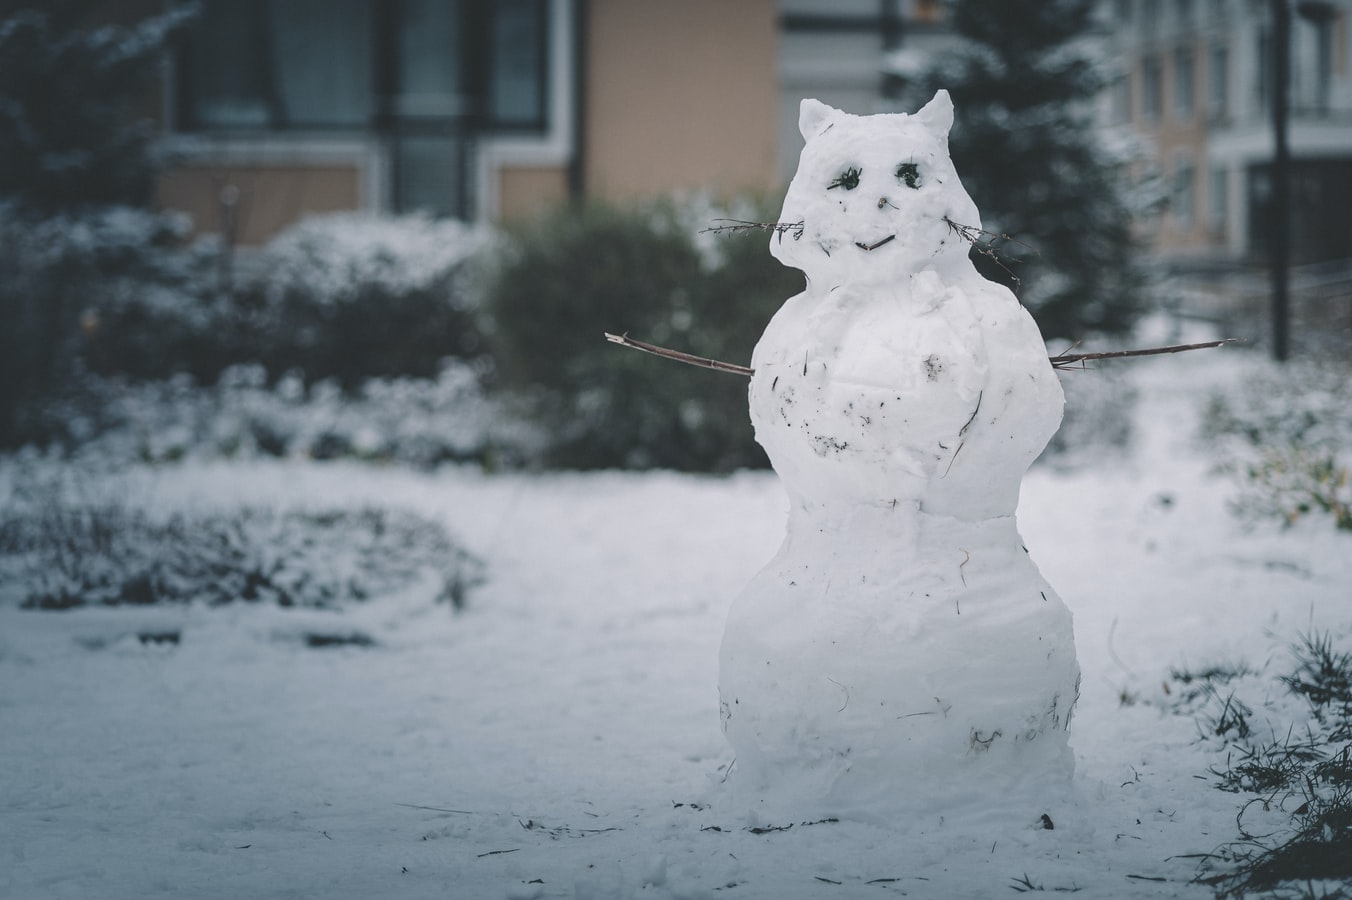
[1, 349, 1349, 899]
[720, 94, 1078, 819]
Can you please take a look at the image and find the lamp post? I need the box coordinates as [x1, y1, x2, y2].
[1270, 0, 1290, 362]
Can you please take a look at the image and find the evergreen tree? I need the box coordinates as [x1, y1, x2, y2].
[910, 0, 1149, 340]
[0, 1, 193, 214]
[0, 2, 194, 445]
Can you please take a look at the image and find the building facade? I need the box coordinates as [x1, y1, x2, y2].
[147, 0, 1350, 269]
[1100, 0, 1352, 266]
[155, 0, 780, 244]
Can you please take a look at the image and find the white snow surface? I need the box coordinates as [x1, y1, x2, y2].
[1, 353, 1350, 899]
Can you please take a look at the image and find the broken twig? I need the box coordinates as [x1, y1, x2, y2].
[1048, 338, 1240, 370]
[603, 333, 754, 376]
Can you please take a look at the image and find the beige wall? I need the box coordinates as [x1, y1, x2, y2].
[498, 166, 571, 221]
[584, 0, 779, 200]
[156, 165, 361, 246]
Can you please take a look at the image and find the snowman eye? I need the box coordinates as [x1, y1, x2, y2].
[827, 167, 861, 191]
[896, 162, 921, 189]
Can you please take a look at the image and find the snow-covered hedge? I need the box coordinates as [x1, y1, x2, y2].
[88, 211, 491, 389]
[15, 361, 544, 469]
[2, 207, 494, 453]
[1203, 359, 1352, 531]
[0, 487, 483, 611]
[236, 212, 490, 388]
[0, 203, 206, 444]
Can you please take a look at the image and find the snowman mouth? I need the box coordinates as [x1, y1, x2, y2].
[855, 235, 896, 252]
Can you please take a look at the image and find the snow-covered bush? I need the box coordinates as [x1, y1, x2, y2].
[483, 196, 799, 471]
[0, 488, 483, 611]
[3, 207, 496, 454]
[15, 361, 543, 469]
[1203, 359, 1352, 531]
[0, 202, 209, 447]
[237, 212, 490, 388]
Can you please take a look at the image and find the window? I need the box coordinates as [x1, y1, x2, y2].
[1174, 45, 1195, 119]
[177, 0, 550, 217]
[182, 0, 374, 128]
[1112, 75, 1132, 123]
[397, 0, 466, 119]
[1209, 165, 1228, 234]
[1300, 8, 1336, 115]
[489, 0, 548, 128]
[1140, 0, 1160, 37]
[1256, 26, 1270, 111]
[1142, 55, 1163, 121]
[181, 1, 548, 132]
[1173, 154, 1195, 228]
[1208, 42, 1229, 118]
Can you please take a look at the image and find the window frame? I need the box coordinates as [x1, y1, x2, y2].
[174, 0, 551, 136]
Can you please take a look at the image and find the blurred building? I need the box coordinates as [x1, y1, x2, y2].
[155, 0, 780, 244]
[1100, 0, 1352, 267]
[146, 0, 1351, 283]
[147, 0, 964, 245]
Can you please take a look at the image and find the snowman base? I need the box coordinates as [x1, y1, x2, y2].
[718, 504, 1078, 824]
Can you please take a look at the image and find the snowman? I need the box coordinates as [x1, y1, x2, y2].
[717, 91, 1080, 822]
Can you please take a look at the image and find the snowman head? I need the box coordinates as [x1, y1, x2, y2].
[771, 91, 980, 287]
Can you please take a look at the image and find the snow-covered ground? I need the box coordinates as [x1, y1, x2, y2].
[2, 351, 1349, 899]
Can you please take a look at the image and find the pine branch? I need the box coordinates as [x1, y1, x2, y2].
[604, 333, 1240, 378]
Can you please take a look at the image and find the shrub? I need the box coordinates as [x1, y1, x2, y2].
[0, 203, 207, 447]
[2, 209, 494, 453]
[237, 212, 490, 388]
[482, 196, 801, 471]
[11, 360, 542, 469]
[0, 490, 483, 611]
[1203, 359, 1352, 532]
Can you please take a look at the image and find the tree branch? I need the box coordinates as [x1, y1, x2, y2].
[1048, 339, 1241, 370]
[603, 333, 754, 376]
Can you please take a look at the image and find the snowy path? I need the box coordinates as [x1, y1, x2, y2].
[2, 355, 1350, 899]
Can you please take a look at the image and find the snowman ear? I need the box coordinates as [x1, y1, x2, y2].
[914, 89, 955, 137]
[798, 98, 841, 140]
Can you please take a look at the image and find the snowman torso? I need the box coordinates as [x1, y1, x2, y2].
[717, 93, 1080, 822]
[750, 270, 1061, 518]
